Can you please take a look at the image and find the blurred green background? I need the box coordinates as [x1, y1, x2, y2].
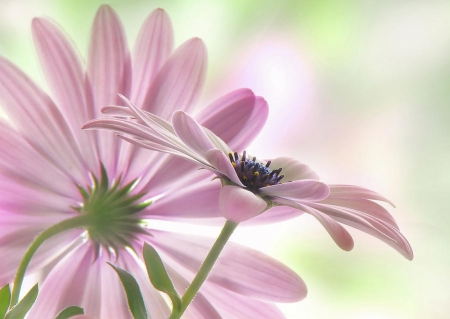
[1, 0, 449, 318]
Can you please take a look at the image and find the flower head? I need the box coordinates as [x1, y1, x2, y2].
[84, 97, 414, 261]
[0, 5, 306, 318]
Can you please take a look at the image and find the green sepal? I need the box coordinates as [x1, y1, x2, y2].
[108, 263, 148, 319]
[5, 284, 38, 319]
[0, 284, 11, 319]
[143, 243, 181, 312]
[54, 306, 84, 319]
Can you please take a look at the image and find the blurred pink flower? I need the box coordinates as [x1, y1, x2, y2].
[85, 103, 413, 261]
[0, 5, 306, 318]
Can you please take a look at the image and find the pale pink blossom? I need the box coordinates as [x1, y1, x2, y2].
[0, 5, 306, 318]
[84, 100, 413, 261]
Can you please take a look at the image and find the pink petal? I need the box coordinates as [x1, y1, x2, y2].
[141, 38, 207, 120]
[205, 149, 244, 186]
[163, 265, 222, 319]
[131, 8, 174, 106]
[0, 59, 89, 183]
[309, 202, 413, 260]
[172, 111, 216, 156]
[332, 216, 413, 260]
[197, 89, 269, 151]
[28, 244, 96, 318]
[318, 197, 399, 229]
[259, 180, 330, 201]
[0, 224, 82, 287]
[269, 157, 320, 181]
[201, 282, 287, 319]
[143, 178, 222, 219]
[219, 185, 267, 223]
[242, 205, 304, 225]
[87, 5, 131, 175]
[329, 184, 395, 207]
[0, 122, 79, 197]
[296, 203, 355, 251]
[148, 230, 306, 302]
[32, 17, 98, 171]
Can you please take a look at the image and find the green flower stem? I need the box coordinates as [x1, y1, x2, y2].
[10, 214, 90, 307]
[169, 220, 238, 319]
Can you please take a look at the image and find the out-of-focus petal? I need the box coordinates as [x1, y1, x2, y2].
[87, 5, 131, 176]
[0, 224, 82, 287]
[143, 179, 222, 219]
[269, 157, 320, 181]
[141, 38, 207, 119]
[259, 180, 330, 201]
[148, 230, 306, 303]
[32, 17, 98, 171]
[328, 184, 395, 207]
[219, 185, 267, 223]
[131, 8, 173, 106]
[201, 282, 287, 319]
[0, 122, 78, 197]
[206, 149, 244, 186]
[163, 265, 222, 319]
[172, 111, 216, 156]
[28, 244, 96, 318]
[0, 60, 88, 183]
[197, 89, 269, 151]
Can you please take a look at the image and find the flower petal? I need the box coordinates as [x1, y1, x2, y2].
[205, 149, 243, 186]
[131, 8, 174, 106]
[141, 38, 207, 119]
[269, 157, 320, 181]
[318, 197, 399, 229]
[148, 230, 306, 302]
[242, 205, 304, 225]
[197, 88, 269, 151]
[87, 5, 131, 175]
[172, 111, 216, 156]
[0, 59, 89, 182]
[259, 179, 330, 201]
[201, 282, 287, 319]
[295, 202, 354, 251]
[328, 184, 395, 207]
[32, 17, 98, 171]
[143, 178, 222, 219]
[219, 185, 267, 223]
[28, 244, 95, 318]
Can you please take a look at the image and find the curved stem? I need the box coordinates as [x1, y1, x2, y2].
[10, 214, 89, 307]
[169, 220, 238, 319]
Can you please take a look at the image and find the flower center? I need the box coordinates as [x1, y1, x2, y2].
[72, 164, 150, 258]
[228, 151, 284, 191]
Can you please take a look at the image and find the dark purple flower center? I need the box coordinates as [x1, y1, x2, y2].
[228, 151, 284, 191]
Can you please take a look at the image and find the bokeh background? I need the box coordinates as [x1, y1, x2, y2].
[1, 0, 449, 318]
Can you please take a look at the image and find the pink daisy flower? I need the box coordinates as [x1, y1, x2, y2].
[84, 99, 413, 261]
[0, 5, 306, 318]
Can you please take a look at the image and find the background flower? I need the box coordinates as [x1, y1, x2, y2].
[0, 4, 305, 319]
[1, 0, 448, 318]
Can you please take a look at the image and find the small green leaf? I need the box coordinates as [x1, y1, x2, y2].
[54, 306, 84, 319]
[143, 243, 181, 311]
[108, 263, 148, 319]
[5, 284, 38, 319]
[0, 284, 11, 319]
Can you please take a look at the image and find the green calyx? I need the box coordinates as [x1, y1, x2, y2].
[73, 164, 151, 258]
